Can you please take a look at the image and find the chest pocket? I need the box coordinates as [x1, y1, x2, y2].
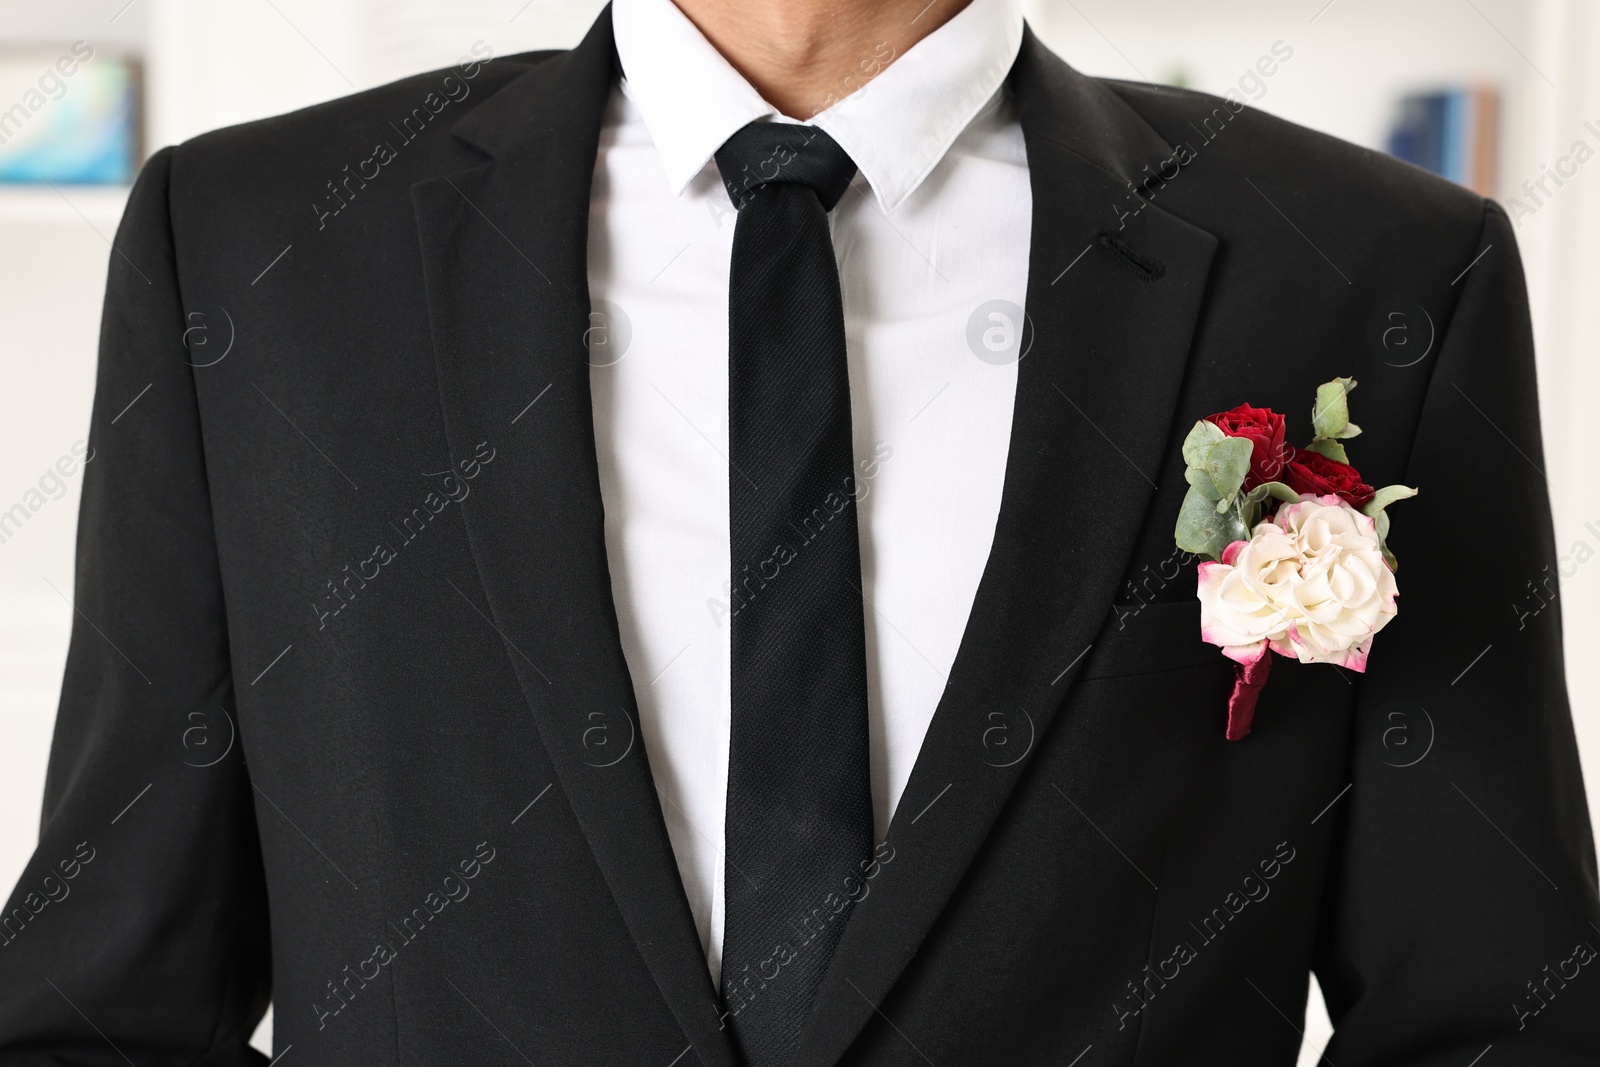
[1079, 599, 1224, 681]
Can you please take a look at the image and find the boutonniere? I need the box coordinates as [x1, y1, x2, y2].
[1174, 378, 1418, 740]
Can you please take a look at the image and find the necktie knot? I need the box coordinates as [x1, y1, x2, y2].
[715, 122, 858, 212]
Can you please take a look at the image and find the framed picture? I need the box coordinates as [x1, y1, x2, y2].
[0, 43, 142, 185]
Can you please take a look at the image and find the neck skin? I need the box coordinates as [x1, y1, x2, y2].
[670, 0, 977, 119]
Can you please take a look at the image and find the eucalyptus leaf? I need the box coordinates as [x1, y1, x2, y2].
[1359, 487, 1417, 572]
[1181, 420, 1227, 469]
[1237, 481, 1297, 529]
[1181, 425, 1252, 508]
[1176, 485, 1234, 560]
[1262, 481, 1301, 504]
[1373, 508, 1398, 571]
[1185, 464, 1222, 501]
[1303, 437, 1349, 464]
[1361, 484, 1419, 517]
[1237, 491, 1263, 530]
[1203, 435, 1254, 507]
[1312, 377, 1358, 440]
[1246, 481, 1302, 506]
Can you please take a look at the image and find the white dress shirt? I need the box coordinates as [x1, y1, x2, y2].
[589, 0, 1030, 982]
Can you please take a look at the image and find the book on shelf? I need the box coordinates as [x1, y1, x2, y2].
[1386, 86, 1498, 196]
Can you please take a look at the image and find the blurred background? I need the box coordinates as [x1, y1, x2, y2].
[1, 0, 1597, 1060]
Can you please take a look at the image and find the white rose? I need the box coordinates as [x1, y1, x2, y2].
[1197, 494, 1398, 671]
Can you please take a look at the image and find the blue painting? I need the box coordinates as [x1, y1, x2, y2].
[0, 44, 140, 185]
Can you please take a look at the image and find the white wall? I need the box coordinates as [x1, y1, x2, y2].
[147, 0, 609, 148]
[1519, 1, 1600, 818]
[0, 205, 110, 887]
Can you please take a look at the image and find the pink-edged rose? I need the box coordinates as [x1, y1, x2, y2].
[1206, 403, 1288, 490]
[1197, 495, 1398, 671]
[1282, 447, 1376, 508]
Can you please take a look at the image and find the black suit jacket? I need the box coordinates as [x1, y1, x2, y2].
[3, 9, 1597, 1065]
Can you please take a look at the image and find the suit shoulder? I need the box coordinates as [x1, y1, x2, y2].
[1098, 77, 1486, 240]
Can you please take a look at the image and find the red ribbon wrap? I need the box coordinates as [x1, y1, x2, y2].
[1225, 655, 1273, 741]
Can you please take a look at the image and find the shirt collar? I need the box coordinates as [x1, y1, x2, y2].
[611, 0, 1025, 213]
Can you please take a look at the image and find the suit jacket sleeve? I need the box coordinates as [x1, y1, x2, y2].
[0, 148, 272, 1064]
[1314, 200, 1600, 1062]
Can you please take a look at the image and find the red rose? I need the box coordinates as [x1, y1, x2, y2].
[1282, 447, 1376, 508]
[1205, 403, 1287, 489]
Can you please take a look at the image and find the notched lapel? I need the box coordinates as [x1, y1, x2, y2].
[412, 10, 739, 1067]
[790, 31, 1218, 1067]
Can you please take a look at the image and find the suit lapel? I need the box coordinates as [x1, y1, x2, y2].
[412, 10, 739, 1067]
[790, 31, 1218, 1067]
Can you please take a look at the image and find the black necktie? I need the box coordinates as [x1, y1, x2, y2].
[714, 123, 873, 1067]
